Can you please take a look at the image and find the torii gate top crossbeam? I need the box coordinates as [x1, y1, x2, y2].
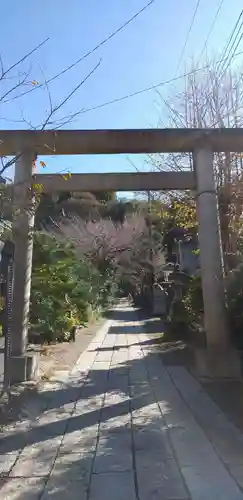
[1, 128, 243, 156]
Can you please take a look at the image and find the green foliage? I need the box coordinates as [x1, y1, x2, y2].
[93, 191, 116, 203]
[30, 233, 117, 344]
[163, 274, 203, 338]
[169, 262, 243, 349]
[106, 201, 126, 225]
[35, 191, 119, 229]
[227, 263, 243, 349]
[181, 275, 204, 325]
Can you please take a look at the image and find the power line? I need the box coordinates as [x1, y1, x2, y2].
[220, 19, 243, 77]
[156, 0, 223, 128]
[156, 1, 222, 128]
[219, 9, 243, 65]
[197, 0, 225, 65]
[57, 49, 243, 121]
[217, 9, 243, 75]
[2, 0, 158, 105]
[221, 28, 243, 77]
[174, 0, 201, 76]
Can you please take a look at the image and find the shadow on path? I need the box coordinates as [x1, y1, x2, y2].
[0, 351, 162, 455]
[1, 306, 243, 499]
[0, 316, 183, 499]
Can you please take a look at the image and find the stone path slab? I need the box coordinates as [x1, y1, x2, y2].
[0, 302, 243, 499]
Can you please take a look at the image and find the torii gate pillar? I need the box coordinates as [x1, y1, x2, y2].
[194, 148, 241, 378]
[10, 152, 39, 383]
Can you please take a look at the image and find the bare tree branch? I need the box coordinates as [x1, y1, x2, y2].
[0, 59, 101, 175]
[0, 64, 32, 103]
[40, 59, 101, 130]
[1, 0, 157, 105]
[150, 57, 243, 270]
[0, 54, 4, 79]
[0, 38, 49, 82]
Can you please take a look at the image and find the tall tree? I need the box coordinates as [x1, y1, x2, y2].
[149, 59, 243, 271]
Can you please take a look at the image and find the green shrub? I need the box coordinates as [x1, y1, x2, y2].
[182, 275, 204, 325]
[30, 233, 117, 344]
[165, 274, 204, 338]
[227, 263, 243, 349]
[175, 264, 243, 349]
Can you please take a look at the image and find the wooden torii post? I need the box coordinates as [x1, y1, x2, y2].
[0, 128, 242, 382]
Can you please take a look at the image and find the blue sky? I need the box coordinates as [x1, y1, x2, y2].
[0, 0, 243, 180]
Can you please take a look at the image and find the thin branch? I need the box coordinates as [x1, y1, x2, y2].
[0, 54, 4, 78]
[1, 0, 157, 105]
[19, 107, 37, 130]
[40, 59, 101, 130]
[0, 38, 49, 81]
[0, 65, 32, 103]
[0, 154, 22, 175]
[0, 60, 101, 174]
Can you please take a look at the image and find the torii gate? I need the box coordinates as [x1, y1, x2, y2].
[0, 128, 242, 382]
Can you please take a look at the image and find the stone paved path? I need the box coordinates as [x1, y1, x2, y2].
[1, 301, 243, 499]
